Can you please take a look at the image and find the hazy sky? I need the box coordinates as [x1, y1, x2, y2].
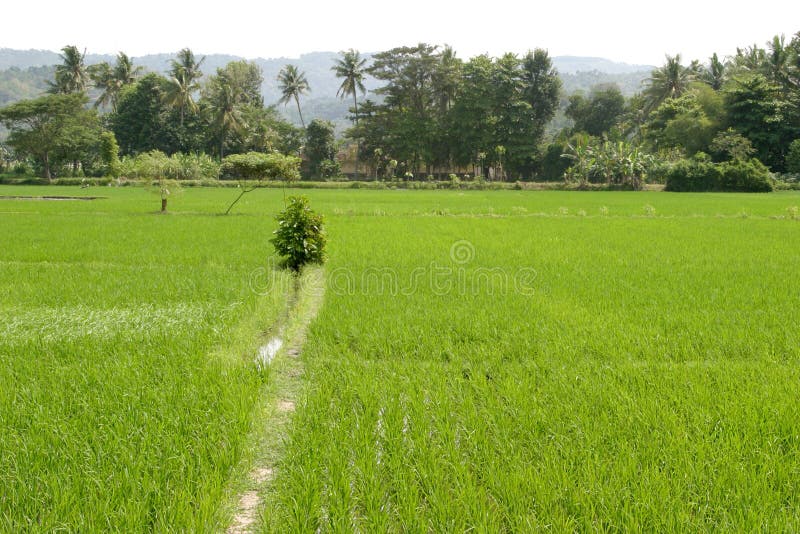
[4, 1, 799, 65]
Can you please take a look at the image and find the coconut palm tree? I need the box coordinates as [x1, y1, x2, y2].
[88, 53, 142, 111]
[766, 34, 791, 86]
[277, 64, 310, 128]
[164, 49, 205, 125]
[332, 50, 367, 123]
[113, 53, 142, 86]
[206, 81, 243, 158]
[48, 45, 89, 94]
[700, 53, 727, 90]
[643, 54, 696, 112]
[332, 49, 368, 177]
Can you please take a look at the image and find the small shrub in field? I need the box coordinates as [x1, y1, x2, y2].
[270, 196, 326, 272]
[643, 204, 656, 217]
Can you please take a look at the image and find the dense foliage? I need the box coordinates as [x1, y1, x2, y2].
[1, 32, 800, 189]
[270, 196, 326, 271]
[219, 151, 301, 181]
[664, 154, 773, 192]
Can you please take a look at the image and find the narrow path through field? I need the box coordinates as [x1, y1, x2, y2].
[226, 266, 325, 534]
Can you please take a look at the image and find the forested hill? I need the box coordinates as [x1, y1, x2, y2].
[0, 47, 652, 127]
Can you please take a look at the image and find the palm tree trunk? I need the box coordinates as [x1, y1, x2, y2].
[352, 93, 359, 180]
[294, 95, 305, 128]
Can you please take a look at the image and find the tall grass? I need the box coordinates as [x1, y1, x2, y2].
[0, 186, 290, 530]
[262, 190, 800, 531]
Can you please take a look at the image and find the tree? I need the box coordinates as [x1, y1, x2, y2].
[643, 54, 696, 112]
[786, 139, 800, 174]
[332, 49, 367, 177]
[644, 85, 724, 156]
[110, 73, 178, 156]
[277, 65, 310, 128]
[724, 73, 796, 170]
[447, 49, 560, 179]
[203, 61, 265, 157]
[709, 128, 755, 162]
[220, 151, 301, 214]
[566, 84, 625, 136]
[0, 93, 96, 180]
[48, 45, 88, 94]
[304, 119, 337, 178]
[164, 48, 205, 126]
[88, 53, 142, 111]
[700, 53, 727, 91]
[99, 131, 121, 178]
[367, 44, 440, 175]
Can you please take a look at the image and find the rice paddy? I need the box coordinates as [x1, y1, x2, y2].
[1, 185, 799, 531]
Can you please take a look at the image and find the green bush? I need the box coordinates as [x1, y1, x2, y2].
[664, 154, 772, 192]
[118, 152, 220, 181]
[220, 152, 301, 182]
[664, 156, 721, 192]
[270, 196, 326, 272]
[718, 158, 773, 192]
[318, 159, 342, 180]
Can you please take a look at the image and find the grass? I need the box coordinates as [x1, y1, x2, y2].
[0, 185, 292, 530]
[259, 188, 800, 531]
[1, 185, 800, 530]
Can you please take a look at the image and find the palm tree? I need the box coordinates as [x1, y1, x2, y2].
[766, 34, 791, 86]
[332, 50, 368, 177]
[643, 54, 695, 112]
[89, 53, 142, 111]
[88, 62, 117, 109]
[277, 64, 310, 128]
[49, 45, 88, 94]
[113, 53, 142, 86]
[700, 53, 727, 90]
[165, 49, 205, 126]
[206, 81, 243, 158]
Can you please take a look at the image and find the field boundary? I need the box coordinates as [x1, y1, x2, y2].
[224, 266, 325, 534]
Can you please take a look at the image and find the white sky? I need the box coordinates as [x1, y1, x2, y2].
[3, 1, 799, 66]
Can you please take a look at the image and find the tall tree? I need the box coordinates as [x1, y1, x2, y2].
[700, 53, 727, 90]
[566, 84, 626, 136]
[643, 54, 696, 112]
[724, 73, 796, 171]
[48, 45, 88, 94]
[164, 48, 205, 125]
[110, 73, 179, 155]
[332, 49, 367, 177]
[88, 52, 142, 111]
[202, 61, 264, 157]
[277, 64, 310, 128]
[0, 93, 98, 180]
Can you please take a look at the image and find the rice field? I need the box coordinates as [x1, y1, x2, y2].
[1, 185, 800, 531]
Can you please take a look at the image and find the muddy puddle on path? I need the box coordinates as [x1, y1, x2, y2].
[256, 337, 283, 368]
[0, 195, 106, 201]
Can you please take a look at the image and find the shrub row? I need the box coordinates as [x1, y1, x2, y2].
[665, 156, 773, 192]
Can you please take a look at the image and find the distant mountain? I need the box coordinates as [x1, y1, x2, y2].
[0, 48, 654, 132]
[551, 56, 654, 74]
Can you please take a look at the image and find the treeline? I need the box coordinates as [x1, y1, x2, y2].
[2, 36, 800, 191]
[549, 34, 800, 190]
